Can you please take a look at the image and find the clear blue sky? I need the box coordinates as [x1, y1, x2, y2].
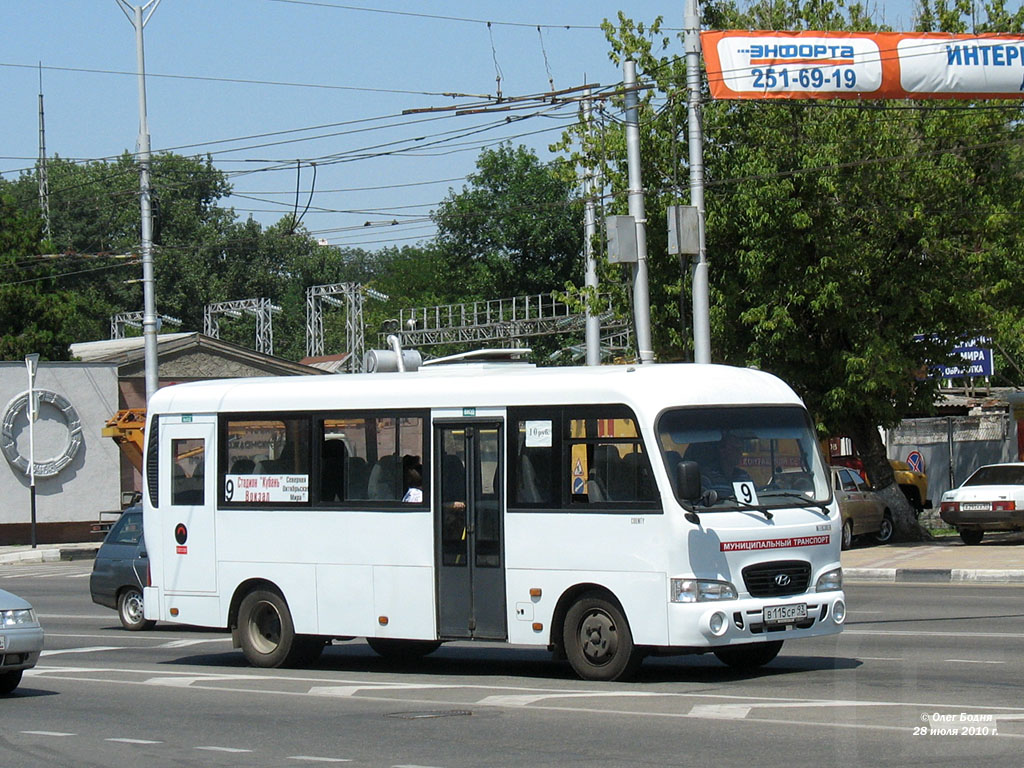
[1, 1, 921, 251]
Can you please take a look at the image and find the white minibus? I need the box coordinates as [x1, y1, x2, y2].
[142, 360, 845, 681]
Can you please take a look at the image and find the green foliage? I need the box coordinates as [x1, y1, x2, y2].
[432, 144, 583, 299]
[0, 193, 99, 359]
[561, 1, 1024, 440]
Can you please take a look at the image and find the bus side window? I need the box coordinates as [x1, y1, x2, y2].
[172, 438, 205, 505]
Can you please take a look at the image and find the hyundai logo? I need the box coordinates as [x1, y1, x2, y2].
[774, 573, 791, 587]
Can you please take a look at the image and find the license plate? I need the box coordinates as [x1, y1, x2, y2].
[961, 502, 991, 511]
[0, 635, 6, 651]
[764, 603, 807, 624]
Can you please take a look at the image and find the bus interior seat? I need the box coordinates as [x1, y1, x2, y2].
[367, 455, 400, 499]
[516, 452, 543, 503]
[594, 444, 630, 500]
[230, 458, 255, 475]
[586, 469, 608, 502]
[621, 450, 655, 500]
[321, 441, 346, 502]
[345, 456, 369, 499]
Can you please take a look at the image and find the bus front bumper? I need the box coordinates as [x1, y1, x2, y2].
[666, 590, 845, 648]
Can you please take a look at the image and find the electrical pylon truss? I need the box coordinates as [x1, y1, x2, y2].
[203, 298, 281, 355]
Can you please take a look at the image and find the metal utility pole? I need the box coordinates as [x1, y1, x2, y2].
[117, 0, 162, 402]
[581, 91, 601, 366]
[685, 0, 712, 364]
[37, 65, 50, 239]
[623, 61, 655, 365]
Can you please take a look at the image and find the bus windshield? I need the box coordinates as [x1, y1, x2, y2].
[658, 405, 830, 510]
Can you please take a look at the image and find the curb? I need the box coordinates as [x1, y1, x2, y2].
[0, 545, 100, 565]
[844, 567, 1024, 584]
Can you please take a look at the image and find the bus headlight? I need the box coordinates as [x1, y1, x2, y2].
[815, 567, 843, 592]
[671, 578, 738, 603]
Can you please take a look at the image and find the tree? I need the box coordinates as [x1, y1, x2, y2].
[0, 193, 101, 359]
[1, 152, 238, 346]
[561, 1, 1024, 539]
[432, 144, 583, 300]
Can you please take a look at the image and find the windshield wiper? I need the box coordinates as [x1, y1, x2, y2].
[758, 490, 832, 513]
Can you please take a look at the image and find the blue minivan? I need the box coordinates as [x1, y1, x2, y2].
[89, 507, 154, 631]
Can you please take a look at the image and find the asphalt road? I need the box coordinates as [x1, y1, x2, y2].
[2, 562, 1023, 768]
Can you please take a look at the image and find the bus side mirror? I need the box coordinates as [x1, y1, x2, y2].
[676, 460, 702, 502]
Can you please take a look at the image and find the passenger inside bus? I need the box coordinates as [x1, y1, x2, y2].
[441, 452, 467, 565]
[402, 465, 423, 503]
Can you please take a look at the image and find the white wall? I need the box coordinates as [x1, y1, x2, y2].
[0, 362, 120, 528]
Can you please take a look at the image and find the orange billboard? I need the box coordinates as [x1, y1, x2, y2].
[702, 30, 1024, 100]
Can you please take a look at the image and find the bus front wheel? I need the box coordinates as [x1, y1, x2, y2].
[238, 588, 300, 668]
[713, 640, 783, 670]
[563, 593, 643, 682]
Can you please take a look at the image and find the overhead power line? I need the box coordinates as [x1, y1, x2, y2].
[0, 61, 486, 99]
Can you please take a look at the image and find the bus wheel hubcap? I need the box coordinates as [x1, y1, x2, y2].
[249, 601, 282, 654]
[579, 611, 617, 664]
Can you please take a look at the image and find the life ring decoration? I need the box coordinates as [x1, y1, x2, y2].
[1, 389, 84, 478]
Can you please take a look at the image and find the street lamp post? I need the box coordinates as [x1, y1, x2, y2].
[116, 0, 161, 403]
[25, 353, 39, 548]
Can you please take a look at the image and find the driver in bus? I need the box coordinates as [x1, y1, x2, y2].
[694, 433, 751, 495]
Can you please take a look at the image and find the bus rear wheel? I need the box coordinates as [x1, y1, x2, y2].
[713, 640, 783, 670]
[563, 593, 643, 682]
[238, 588, 307, 668]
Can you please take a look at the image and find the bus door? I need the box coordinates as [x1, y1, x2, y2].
[159, 415, 217, 593]
[435, 422, 506, 640]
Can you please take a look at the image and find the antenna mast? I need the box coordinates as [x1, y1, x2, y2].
[37, 63, 50, 239]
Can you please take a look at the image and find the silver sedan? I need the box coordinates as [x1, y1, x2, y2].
[0, 588, 45, 695]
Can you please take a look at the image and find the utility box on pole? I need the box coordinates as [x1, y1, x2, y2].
[667, 205, 700, 255]
[605, 215, 638, 263]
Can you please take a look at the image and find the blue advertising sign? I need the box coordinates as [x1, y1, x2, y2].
[915, 335, 995, 379]
[938, 339, 994, 379]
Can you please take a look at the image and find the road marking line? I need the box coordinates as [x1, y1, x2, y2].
[943, 659, 1005, 664]
[858, 656, 904, 661]
[156, 638, 232, 648]
[309, 683, 458, 697]
[288, 757, 352, 763]
[40, 646, 120, 656]
[477, 691, 663, 707]
[196, 746, 252, 753]
[21, 731, 75, 737]
[689, 700, 892, 719]
[106, 738, 164, 745]
[146, 674, 267, 687]
[688, 704, 751, 718]
[845, 629, 1024, 638]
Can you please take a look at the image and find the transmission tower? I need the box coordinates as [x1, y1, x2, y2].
[110, 311, 181, 339]
[306, 283, 388, 373]
[387, 293, 629, 360]
[204, 298, 280, 355]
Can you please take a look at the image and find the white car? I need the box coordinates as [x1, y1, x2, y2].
[940, 462, 1024, 545]
[0, 588, 44, 695]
